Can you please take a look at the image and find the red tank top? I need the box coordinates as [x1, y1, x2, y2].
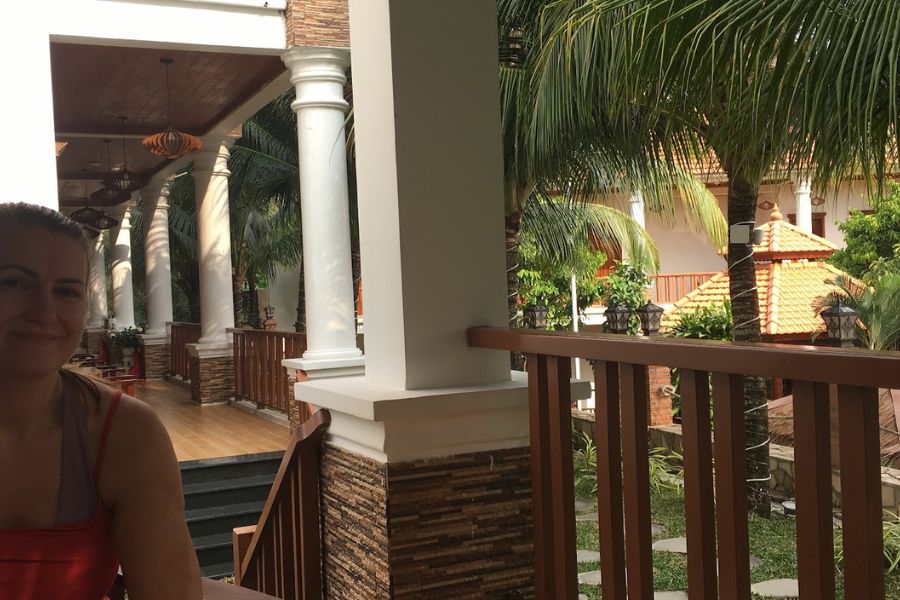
[0, 391, 122, 600]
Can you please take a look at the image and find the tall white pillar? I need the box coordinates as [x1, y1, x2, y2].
[794, 178, 813, 233]
[192, 143, 235, 345]
[629, 189, 646, 229]
[143, 180, 175, 336]
[282, 47, 362, 375]
[87, 234, 109, 328]
[0, 16, 58, 208]
[111, 208, 136, 329]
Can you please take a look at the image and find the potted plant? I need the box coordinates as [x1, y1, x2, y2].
[110, 326, 144, 357]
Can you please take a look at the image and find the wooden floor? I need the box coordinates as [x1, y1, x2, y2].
[133, 380, 291, 462]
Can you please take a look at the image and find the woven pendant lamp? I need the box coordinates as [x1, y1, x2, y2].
[143, 58, 202, 159]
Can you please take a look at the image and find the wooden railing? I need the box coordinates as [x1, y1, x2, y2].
[170, 322, 201, 380]
[468, 327, 900, 599]
[233, 409, 331, 599]
[230, 329, 307, 412]
[650, 272, 718, 304]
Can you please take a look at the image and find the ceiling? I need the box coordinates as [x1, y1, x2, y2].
[51, 42, 286, 207]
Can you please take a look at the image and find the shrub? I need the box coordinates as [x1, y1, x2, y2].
[573, 431, 683, 498]
[668, 301, 734, 341]
[835, 510, 900, 574]
[600, 261, 651, 334]
[830, 183, 900, 283]
[110, 326, 144, 349]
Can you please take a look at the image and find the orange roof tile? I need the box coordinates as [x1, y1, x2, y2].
[720, 207, 839, 261]
[661, 261, 854, 339]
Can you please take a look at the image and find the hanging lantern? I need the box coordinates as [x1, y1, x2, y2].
[105, 117, 147, 193]
[69, 207, 119, 231]
[143, 58, 202, 159]
[91, 140, 130, 206]
[636, 302, 665, 336]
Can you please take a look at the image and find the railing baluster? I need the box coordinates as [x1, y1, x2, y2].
[838, 385, 884, 599]
[680, 369, 718, 599]
[527, 354, 555, 598]
[593, 360, 626, 600]
[298, 437, 323, 598]
[620, 363, 654, 600]
[793, 381, 835, 599]
[711, 372, 751, 600]
[547, 356, 577, 598]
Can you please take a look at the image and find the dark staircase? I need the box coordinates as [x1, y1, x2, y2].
[180, 451, 283, 578]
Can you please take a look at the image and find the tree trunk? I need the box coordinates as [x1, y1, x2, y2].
[727, 173, 771, 517]
[294, 258, 306, 333]
[506, 210, 526, 371]
[233, 274, 246, 326]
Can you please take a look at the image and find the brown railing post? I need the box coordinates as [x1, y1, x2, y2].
[711, 372, 751, 600]
[838, 385, 884, 599]
[547, 356, 577, 598]
[792, 381, 835, 600]
[620, 363, 654, 600]
[593, 360, 626, 600]
[680, 369, 718, 599]
[527, 354, 554, 599]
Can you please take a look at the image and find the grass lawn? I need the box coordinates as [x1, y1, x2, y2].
[574, 489, 900, 599]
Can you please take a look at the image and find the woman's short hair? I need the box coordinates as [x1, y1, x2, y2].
[0, 202, 93, 262]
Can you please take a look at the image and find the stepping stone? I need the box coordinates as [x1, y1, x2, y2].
[575, 498, 594, 512]
[751, 578, 799, 598]
[576, 549, 601, 563]
[655, 593, 688, 600]
[653, 537, 762, 569]
[652, 537, 687, 554]
[575, 511, 598, 522]
[577, 570, 602, 585]
[579, 596, 588, 600]
[651, 523, 666, 536]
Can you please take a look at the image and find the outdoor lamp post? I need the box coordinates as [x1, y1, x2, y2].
[264, 305, 275, 321]
[604, 304, 631, 334]
[636, 302, 665, 336]
[524, 305, 549, 329]
[821, 300, 859, 348]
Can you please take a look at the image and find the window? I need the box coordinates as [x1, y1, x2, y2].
[787, 212, 826, 238]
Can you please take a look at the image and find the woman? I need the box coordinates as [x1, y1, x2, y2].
[0, 203, 202, 599]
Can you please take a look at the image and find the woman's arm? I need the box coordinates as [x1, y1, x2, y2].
[101, 395, 203, 600]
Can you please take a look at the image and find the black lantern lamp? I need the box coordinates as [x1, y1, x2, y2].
[91, 140, 130, 206]
[821, 300, 859, 348]
[604, 304, 631, 334]
[104, 117, 147, 194]
[524, 304, 549, 329]
[636, 302, 665, 336]
[264, 305, 276, 320]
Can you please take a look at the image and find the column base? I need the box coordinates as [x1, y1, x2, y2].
[139, 334, 171, 380]
[320, 442, 534, 599]
[283, 354, 365, 381]
[186, 343, 235, 405]
[83, 326, 107, 357]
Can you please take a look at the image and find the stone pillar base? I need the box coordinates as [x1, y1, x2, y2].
[140, 335, 171, 380]
[320, 442, 534, 599]
[83, 327, 107, 357]
[187, 343, 235, 405]
[648, 365, 674, 426]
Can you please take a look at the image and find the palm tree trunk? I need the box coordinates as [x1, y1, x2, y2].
[506, 209, 525, 371]
[233, 274, 246, 326]
[727, 172, 771, 517]
[294, 259, 306, 333]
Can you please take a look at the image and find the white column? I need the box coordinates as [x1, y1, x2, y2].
[87, 234, 109, 329]
[794, 178, 813, 233]
[0, 15, 57, 208]
[629, 189, 646, 229]
[192, 143, 235, 346]
[143, 180, 175, 337]
[282, 47, 362, 374]
[111, 208, 136, 329]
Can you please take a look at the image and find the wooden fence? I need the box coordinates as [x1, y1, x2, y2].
[170, 322, 201, 380]
[231, 329, 307, 413]
[468, 326, 900, 599]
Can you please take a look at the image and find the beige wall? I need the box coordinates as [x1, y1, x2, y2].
[646, 179, 877, 275]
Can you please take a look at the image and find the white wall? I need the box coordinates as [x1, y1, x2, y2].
[267, 264, 301, 332]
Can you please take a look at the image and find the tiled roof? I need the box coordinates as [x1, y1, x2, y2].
[751, 209, 839, 260]
[661, 261, 855, 338]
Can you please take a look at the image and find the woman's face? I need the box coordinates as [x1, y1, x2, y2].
[0, 223, 88, 378]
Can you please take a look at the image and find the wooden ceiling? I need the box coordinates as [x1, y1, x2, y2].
[51, 42, 285, 207]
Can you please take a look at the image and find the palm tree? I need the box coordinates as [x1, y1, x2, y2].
[515, 0, 900, 514]
[498, 0, 728, 368]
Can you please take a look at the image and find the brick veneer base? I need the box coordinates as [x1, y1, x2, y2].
[140, 341, 170, 380]
[84, 329, 106, 357]
[648, 365, 674, 427]
[320, 444, 534, 599]
[286, 0, 349, 48]
[189, 354, 235, 405]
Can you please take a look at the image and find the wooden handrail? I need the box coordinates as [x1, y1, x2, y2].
[650, 271, 718, 304]
[169, 322, 200, 380]
[233, 409, 331, 599]
[468, 326, 899, 599]
[229, 328, 307, 412]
